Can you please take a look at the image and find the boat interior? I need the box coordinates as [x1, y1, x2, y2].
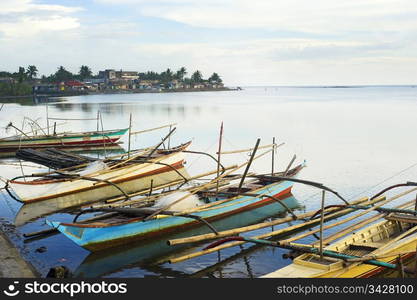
[293, 216, 416, 272]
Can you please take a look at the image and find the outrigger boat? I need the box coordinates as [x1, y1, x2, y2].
[262, 214, 417, 278]
[73, 195, 300, 277]
[46, 163, 305, 252]
[256, 183, 417, 278]
[0, 128, 128, 153]
[5, 142, 191, 207]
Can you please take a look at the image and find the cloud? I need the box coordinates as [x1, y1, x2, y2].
[0, 0, 82, 38]
[107, 0, 417, 35]
[1, 0, 417, 85]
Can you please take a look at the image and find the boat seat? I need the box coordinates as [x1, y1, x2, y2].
[385, 213, 417, 224]
[342, 243, 379, 256]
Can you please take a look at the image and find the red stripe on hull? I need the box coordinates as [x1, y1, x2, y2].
[13, 160, 186, 203]
[0, 138, 121, 152]
[83, 186, 294, 251]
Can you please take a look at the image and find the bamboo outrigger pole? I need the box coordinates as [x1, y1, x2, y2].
[167, 196, 374, 246]
[144, 145, 273, 221]
[168, 197, 390, 263]
[169, 191, 417, 264]
[283, 187, 417, 244]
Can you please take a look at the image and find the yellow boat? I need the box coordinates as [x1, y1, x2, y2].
[262, 213, 417, 278]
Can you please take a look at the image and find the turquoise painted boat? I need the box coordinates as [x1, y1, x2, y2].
[47, 164, 304, 252]
[74, 195, 299, 277]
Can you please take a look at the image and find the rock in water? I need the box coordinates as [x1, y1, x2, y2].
[46, 266, 72, 278]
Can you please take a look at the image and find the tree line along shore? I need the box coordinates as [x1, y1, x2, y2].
[0, 65, 232, 98]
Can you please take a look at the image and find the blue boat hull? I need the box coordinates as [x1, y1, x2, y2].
[74, 195, 299, 277]
[48, 180, 297, 252]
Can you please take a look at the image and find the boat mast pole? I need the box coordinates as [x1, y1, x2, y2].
[237, 138, 260, 193]
[128, 113, 132, 158]
[216, 122, 224, 197]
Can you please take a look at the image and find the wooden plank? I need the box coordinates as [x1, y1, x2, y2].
[167, 196, 372, 246]
[217, 143, 284, 155]
[130, 123, 177, 136]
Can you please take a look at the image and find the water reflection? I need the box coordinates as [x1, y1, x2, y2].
[1, 87, 417, 278]
[51, 102, 206, 119]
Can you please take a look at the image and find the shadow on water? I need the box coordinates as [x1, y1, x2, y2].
[73, 196, 300, 278]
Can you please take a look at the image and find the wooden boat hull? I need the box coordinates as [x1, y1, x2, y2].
[14, 167, 189, 226]
[8, 151, 188, 204]
[47, 179, 298, 252]
[0, 128, 128, 152]
[262, 218, 417, 278]
[74, 195, 299, 277]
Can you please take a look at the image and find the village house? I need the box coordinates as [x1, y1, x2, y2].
[98, 69, 116, 82]
[115, 70, 139, 81]
[82, 78, 106, 91]
[0, 77, 16, 84]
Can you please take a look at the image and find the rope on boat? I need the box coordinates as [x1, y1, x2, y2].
[348, 162, 417, 200]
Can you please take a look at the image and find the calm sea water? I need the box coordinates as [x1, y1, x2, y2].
[0, 86, 416, 278]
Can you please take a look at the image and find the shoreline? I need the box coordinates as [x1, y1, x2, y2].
[0, 230, 38, 278]
[0, 87, 237, 100]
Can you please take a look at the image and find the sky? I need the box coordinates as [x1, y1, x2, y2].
[1, 0, 417, 85]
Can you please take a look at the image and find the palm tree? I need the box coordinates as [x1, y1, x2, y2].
[55, 66, 73, 82]
[191, 70, 203, 83]
[26, 65, 38, 80]
[175, 67, 187, 81]
[17, 67, 26, 83]
[79, 65, 92, 80]
[209, 72, 222, 84]
[160, 68, 174, 84]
